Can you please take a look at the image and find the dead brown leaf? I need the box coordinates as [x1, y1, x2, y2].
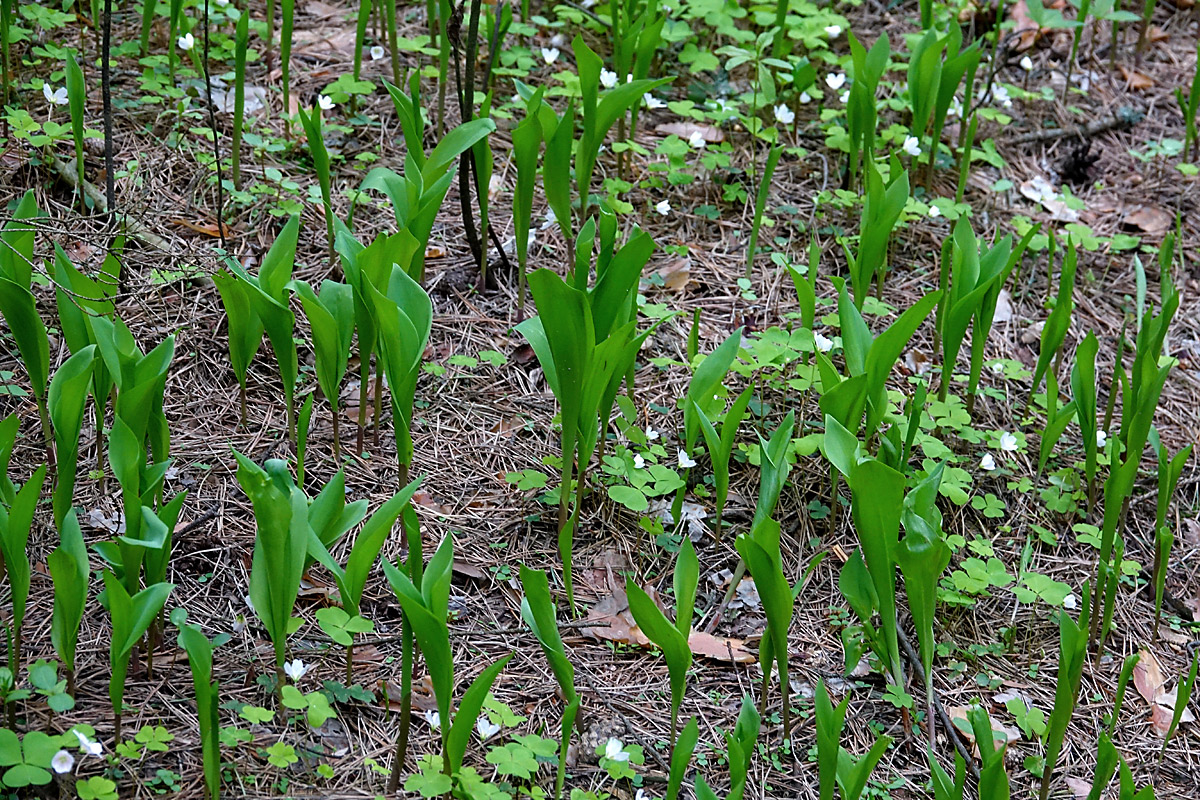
[1122, 204, 1172, 236]
[1118, 65, 1154, 90]
[426, 244, 447, 259]
[653, 122, 724, 143]
[170, 218, 234, 238]
[1134, 648, 1166, 703]
[647, 258, 691, 292]
[1008, 0, 1045, 51]
[583, 586, 651, 646]
[452, 560, 486, 580]
[687, 631, 756, 663]
[412, 489, 453, 516]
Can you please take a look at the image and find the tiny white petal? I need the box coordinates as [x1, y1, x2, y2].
[1063, 593, 1077, 610]
[73, 730, 103, 757]
[550, 34, 566, 47]
[645, 427, 659, 440]
[600, 69, 618, 88]
[999, 432, 1018, 452]
[799, 91, 812, 104]
[825, 72, 846, 91]
[541, 47, 560, 64]
[178, 33, 194, 51]
[903, 136, 922, 157]
[476, 716, 501, 740]
[645, 96, 665, 109]
[425, 709, 441, 729]
[773, 104, 795, 125]
[633, 454, 645, 470]
[655, 200, 671, 216]
[813, 332, 833, 353]
[980, 453, 997, 472]
[604, 738, 630, 761]
[370, 45, 386, 61]
[824, 25, 842, 37]
[283, 659, 308, 681]
[51, 750, 74, 774]
[688, 131, 707, 148]
[1096, 430, 1107, 448]
[1020, 55, 1034, 72]
[318, 94, 335, 111]
[678, 449, 697, 469]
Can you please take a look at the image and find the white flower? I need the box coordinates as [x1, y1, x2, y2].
[903, 136, 922, 157]
[550, 33, 566, 47]
[635, 790, 657, 800]
[43, 84, 68, 106]
[244, 594, 256, 615]
[604, 738, 631, 762]
[283, 659, 308, 681]
[625, 74, 633, 83]
[645, 426, 659, 440]
[998, 432, 1018, 452]
[1096, 430, 1107, 448]
[541, 47, 560, 64]
[839, 90, 849, 103]
[476, 715, 501, 740]
[1020, 55, 1034, 72]
[980, 453, 997, 472]
[600, 69, 618, 88]
[824, 25, 842, 37]
[813, 332, 833, 352]
[318, 95, 335, 111]
[825, 72, 846, 91]
[688, 131, 707, 148]
[215, 0, 229, 6]
[645, 95, 665, 110]
[991, 85, 1013, 108]
[773, 104, 795, 125]
[799, 91, 812, 104]
[541, 208, 557, 230]
[1063, 593, 1077, 610]
[633, 454, 645, 470]
[677, 449, 697, 469]
[990, 361, 1005, 374]
[370, 45, 386, 61]
[425, 709, 441, 729]
[948, 97, 964, 117]
[178, 32, 194, 51]
[73, 730, 102, 757]
[928, 204, 941, 218]
[655, 199, 671, 216]
[51, 750, 74, 774]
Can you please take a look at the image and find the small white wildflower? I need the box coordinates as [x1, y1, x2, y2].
[1063, 593, 1077, 610]
[43, 84, 68, 106]
[1096, 430, 1108, 448]
[318, 95, 335, 111]
[645, 427, 659, 440]
[998, 432, 1018, 452]
[688, 131, 707, 148]
[773, 104, 795, 125]
[625, 73, 633, 83]
[813, 332, 833, 353]
[600, 69, 618, 88]
[476, 716, 501, 740]
[51, 750, 74, 774]
[824, 24, 842, 37]
[677, 449, 697, 469]
[645, 95, 665, 110]
[799, 91, 812, 104]
[550, 33, 566, 47]
[370, 45, 386, 61]
[215, 0, 230, 6]
[604, 738, 631, 762]
[903, 136, 922, 157]
[633, 454, 645, 470]
[980, 453, 997, 472]
[825, 72, 846, 90]
[839, 90, 849, 103]
[541, 47, 560, 64]
[635, 789, 657, 800]
[928, 204, 942, 218]
[990, 361, 1005, 374]
[283, 659, 308, 681]
[73, 730, 102, 757]
[178, 32, 195, 51]
[1020, 55, 1034, 72]
[992, 84, 1013, 108]
[948, 97, 964, 117]
[541, 207, 557, 230]
[425, 709, 441, 729]
[655, 199, 671, 216]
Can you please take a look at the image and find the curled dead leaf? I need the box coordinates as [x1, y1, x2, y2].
[687, 631, 755, 663]
[1122, 204, 1172, 236]
[1118, 65, 1154, 90]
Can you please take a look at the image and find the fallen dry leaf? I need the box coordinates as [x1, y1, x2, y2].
[1118, 65, 1154, 90]
[452, 560, 486, 580]
[583, 586, 652, 646]
[1008, 0, 1044, 51]
[412, 489, 453, 516]
[654, 122, 724, 143]
[947, 705, 1020, 749]
[903, 349, 931, 376]
[425, 244, 447, 259]
[1134, 648, 1166, 704]
[687, 631, 755, 663]
[170, 218, 234, 238]
[1122, 204, 1172, 236]
[646, 258, 691, 292]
